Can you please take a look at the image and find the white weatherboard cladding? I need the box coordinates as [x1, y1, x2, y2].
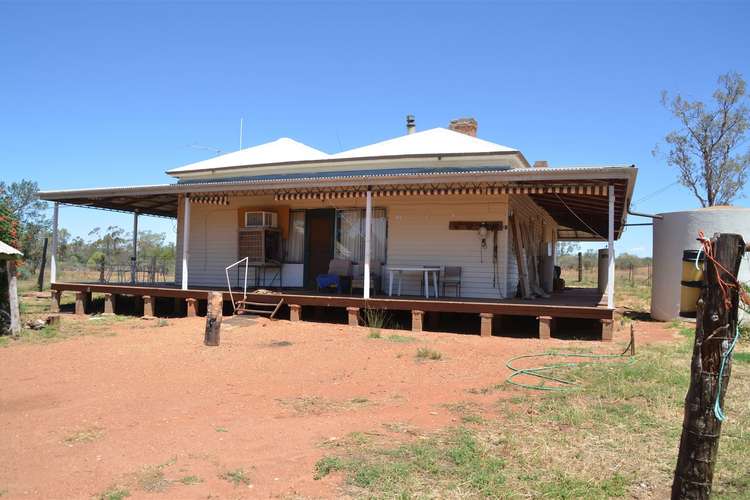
[176, 193, 515, 297]
[651, 207, 750, 321]
[384, 196, 509, 299]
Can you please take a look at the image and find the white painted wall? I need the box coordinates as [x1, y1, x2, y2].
[175, 192, 560, 299]
[385, 196, 509, 298]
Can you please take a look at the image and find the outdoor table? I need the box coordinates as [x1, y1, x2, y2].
[387, 266, 440, 298]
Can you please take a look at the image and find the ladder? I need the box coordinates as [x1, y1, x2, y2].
[225, 257, 284, 319]
[234, 298, 285, 319]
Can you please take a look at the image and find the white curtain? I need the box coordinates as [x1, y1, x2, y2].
[286, 210, 305, 263]
[335, 208, 386, 264]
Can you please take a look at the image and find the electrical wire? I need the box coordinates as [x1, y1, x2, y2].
[554, 193, 607, 240]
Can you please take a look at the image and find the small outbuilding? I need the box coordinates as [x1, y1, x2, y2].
[650, 206, 750, 321]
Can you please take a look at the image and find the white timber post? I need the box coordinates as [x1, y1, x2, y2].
[181, 195, 191, 290]
[363, 189, 372, 299]
[607, 184, 615, 309]
[131, 210, 139, 284]
[50, 202, 59, 283]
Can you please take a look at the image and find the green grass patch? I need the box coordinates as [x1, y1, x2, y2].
[314, 427, 505, 496]
[733, 351, 750, 364]
[416, 347, 442, 360]
[215, 426, 229, 433]
[387, 334, 416, 343]
[177, 475, 202, 485]
[219, 468, 251, 486]
[96, 486, 130, 500]
[367, 330, 381, 339]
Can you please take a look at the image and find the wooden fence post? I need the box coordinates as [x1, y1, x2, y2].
[204, 291, 222, 346]
[672, 233, 745, 499]
[37, 237, 47, 291]
[577, 252, 582, 282]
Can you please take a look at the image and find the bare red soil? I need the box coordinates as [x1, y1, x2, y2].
[0, 315, 678, 499]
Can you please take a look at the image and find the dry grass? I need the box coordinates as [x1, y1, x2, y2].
[277, 396, 372, 415]
[315, 333, 750, 498]
[62, 426, 105, 446]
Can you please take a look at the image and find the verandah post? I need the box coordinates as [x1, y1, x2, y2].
[672, 233, 745, 499]
[607, 184, 615, 308]
[50, 202, 59, 284]
[363, 189, 372, 299]
[181, 195, 190, 290]
[131, 210, 139, 284]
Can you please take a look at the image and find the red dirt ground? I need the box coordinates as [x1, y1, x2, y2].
[0, 315, 678, 499]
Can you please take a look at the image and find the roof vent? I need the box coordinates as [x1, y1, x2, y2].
[406, 115, 416, 134]
[533, 161, 549, 169]
[448, 117, 478, 137]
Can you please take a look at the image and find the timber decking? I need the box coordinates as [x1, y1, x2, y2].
[50, 281, 613, 320]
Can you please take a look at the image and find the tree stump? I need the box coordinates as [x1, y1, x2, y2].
[204, 291, 222, 346]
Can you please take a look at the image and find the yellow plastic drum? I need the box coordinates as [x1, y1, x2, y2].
[679, 249, 704, 318]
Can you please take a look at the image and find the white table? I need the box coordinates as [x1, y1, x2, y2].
[387, 266, 441, 298]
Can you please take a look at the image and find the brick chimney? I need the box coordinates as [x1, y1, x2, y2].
[449, 117, 478, 137]
[533, 160, 549, 169]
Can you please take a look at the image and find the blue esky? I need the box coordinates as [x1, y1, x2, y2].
[2, 1, 749, 256]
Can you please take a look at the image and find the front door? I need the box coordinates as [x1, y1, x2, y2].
[304, 208, 335, 289]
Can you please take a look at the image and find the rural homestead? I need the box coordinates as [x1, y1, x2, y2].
[39, 117, 637, 340]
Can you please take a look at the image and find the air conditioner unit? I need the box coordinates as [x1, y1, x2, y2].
[244, 211, 278, 228]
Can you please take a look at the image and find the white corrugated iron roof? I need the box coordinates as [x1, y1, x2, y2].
[168, 138, 329, 174]
[0, 240, 22, 259]
[331, 128, 517, 159]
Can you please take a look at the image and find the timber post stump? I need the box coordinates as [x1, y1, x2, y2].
[74, 292, 86, 315]
[480, 313, 493, 337]
[185, 298, 197, 317]
[672, 233, 745, 499]
[346, 307, 359, 327]
[204, 291, 222, 346]
[411, 310, 424, 332]
[538, 316, 553, 339]
[600, 319, 613, 342]
[103, 293, 115, 315]
[142, 295, 154, 318]
[50, 290, 61, 313]
[289, 304, 301, 322]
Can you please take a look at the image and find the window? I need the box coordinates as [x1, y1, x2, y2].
[335, 208, 387, 264]
[286, 210, 305, 263]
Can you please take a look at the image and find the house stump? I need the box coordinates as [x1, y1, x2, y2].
[186, 298, 197, 317]
[411, 310, 424, 332]
[346, 307, 359, 327]
[50, 290, 61, 313]
[480, 313, 493, 337]
[289, 304, 302, 322]
[142, 295, 154, 318]
[538, 316, 553, 339]
[103, 293, 115, 315]
[601, 319, 613, 342]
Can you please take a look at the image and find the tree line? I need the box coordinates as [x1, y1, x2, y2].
[0, 180, 175, 281]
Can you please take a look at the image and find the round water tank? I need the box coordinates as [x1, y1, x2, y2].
[651, 206, 750, 321]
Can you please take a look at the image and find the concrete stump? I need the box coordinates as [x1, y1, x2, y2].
[601, 319, 614, 342]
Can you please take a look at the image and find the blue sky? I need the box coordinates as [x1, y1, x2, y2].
[2, 1, 749, 256]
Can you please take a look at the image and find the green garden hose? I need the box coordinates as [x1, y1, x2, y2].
[505, 336, 636, 391]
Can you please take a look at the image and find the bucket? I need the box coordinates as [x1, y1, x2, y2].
[679, 249, 704, 317]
